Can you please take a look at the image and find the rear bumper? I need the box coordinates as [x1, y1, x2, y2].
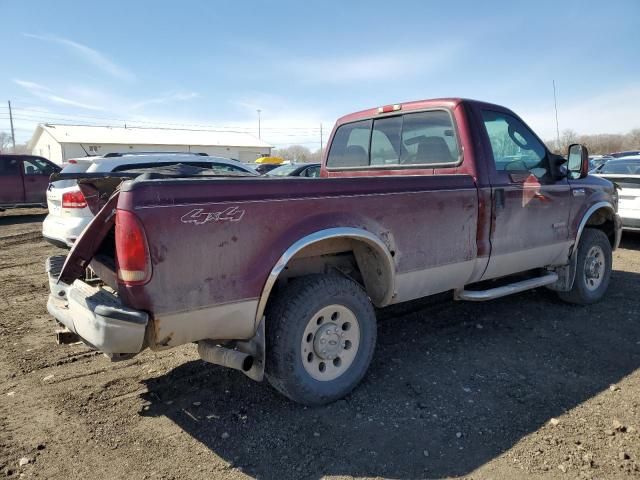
[46, 256, 148, 354]
[42, 214, 91, 247]
[620, 213, 640, 231]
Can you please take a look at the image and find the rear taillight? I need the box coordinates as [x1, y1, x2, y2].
[115, 210, 151, 285]
[61, 190, 87, 209]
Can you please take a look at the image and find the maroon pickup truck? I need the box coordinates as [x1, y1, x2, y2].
[46, 98, 621, 405]
[0, 154, 61, 210]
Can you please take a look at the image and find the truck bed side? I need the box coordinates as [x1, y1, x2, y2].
[114, 174, 479, 348]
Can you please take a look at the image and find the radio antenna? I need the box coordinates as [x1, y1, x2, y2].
[553, 80, 560, 149]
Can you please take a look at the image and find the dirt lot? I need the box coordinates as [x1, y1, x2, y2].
[0, 209, 639, 480]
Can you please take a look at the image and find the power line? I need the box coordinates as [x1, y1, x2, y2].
[2, 105, 324, 132]
[0, 116, 323, 138]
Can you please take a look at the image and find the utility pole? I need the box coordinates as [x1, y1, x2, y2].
[320, 123, 323, 155]
[552, 80, 560, 150]
[256, 109, 261, 139]
[8, 101, 16, 151]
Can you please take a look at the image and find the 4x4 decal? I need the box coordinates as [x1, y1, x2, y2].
[180, 206, 245, 225]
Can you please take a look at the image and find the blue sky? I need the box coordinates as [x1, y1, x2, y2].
[1, 0, 639, 148]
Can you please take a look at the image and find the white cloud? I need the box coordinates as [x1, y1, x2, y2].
[13, 79, 105, 111]
[131, 92, 199, 110]
[285, 45, 461, 84]
[23, 33, 134, 81]
[518, 85, 640, 140]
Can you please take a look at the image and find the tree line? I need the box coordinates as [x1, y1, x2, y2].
[0, 132, 28, 154]
[548, 128, 640, 156]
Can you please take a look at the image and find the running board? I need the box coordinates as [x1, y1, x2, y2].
[455, 272, 558, 302]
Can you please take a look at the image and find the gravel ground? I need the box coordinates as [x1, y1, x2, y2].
[0, 208, 639, 480]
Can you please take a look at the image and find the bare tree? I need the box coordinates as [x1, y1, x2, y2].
[272, 145, 322, 163]
[622, 129, 640, 150]
[0, 131, 13, 153]
[547, 128, 640, 155]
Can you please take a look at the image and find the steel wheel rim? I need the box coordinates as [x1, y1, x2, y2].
[301, 304, 361, 382]
[584, 245, 605, 291]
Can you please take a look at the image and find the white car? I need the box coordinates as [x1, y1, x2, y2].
[43, 152, 257, 247]
[593, 156, 640, 232]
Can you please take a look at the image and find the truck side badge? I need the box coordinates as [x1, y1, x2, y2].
[181, 207, 245, 225]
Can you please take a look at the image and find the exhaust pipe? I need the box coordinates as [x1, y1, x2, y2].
[198, 340, 254, 372]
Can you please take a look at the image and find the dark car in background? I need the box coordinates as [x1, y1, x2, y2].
[592, 156, 640, 231]
[254, 163, 281, 175]
[0, 154, 61, 210]
[609, 150, 640, 158]
[266, 163, 321, 177]
[589, 155, 612, 171]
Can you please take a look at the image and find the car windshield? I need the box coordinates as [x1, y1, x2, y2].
[600, 159, 640, 174]
[267, 164, 299, 176]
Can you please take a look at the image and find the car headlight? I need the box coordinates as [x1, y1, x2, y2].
[612, 187, 619, 212]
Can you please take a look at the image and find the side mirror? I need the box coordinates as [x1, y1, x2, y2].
[567, 144, 589, 179]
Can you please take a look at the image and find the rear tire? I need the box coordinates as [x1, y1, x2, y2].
[265, 273, 376, 405]
[558, 228, 612, 305]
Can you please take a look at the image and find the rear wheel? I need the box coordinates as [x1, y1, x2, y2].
[558, 228, 612, 305]
[265, 273, 376, 405]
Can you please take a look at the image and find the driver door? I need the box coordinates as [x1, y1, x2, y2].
[480, 109, 572, 280]
[22, 157, 56, 204]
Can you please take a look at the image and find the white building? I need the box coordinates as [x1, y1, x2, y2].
[27, 124, 272, 164]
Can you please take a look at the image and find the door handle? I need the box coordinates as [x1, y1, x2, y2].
[494, 188, 505, 209]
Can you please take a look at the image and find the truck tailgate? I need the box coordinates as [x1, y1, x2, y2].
[58, 192, 119, 284]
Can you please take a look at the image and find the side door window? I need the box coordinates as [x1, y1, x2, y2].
[23, 158, 54, 176]
[481, 110, 550, 180]
[326, 120, 372, 167]
[304, 165, 321, 177]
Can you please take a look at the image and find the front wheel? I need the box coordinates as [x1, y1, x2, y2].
[558, 228, 612, 305]
[265, 273, 377, 405]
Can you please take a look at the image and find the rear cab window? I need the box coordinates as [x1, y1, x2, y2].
[53, 161, 91, 189]
[326, 120, 372, 167]
[326, 110, 460, 169]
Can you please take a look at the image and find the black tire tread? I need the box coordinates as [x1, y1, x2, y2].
[558, 228, 612, 305]
[265, 273, 376, 405]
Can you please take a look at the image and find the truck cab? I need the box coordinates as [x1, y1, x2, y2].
[0, 154, 61, 209]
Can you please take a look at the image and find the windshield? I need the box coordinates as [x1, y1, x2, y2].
[600, 159, 640, 174]
[267, 164, 299, 176]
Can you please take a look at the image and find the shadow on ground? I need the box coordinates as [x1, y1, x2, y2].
[141, 269, 640, 479]
[0, 210, 47, 226]
[620, 231, 640, 250]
